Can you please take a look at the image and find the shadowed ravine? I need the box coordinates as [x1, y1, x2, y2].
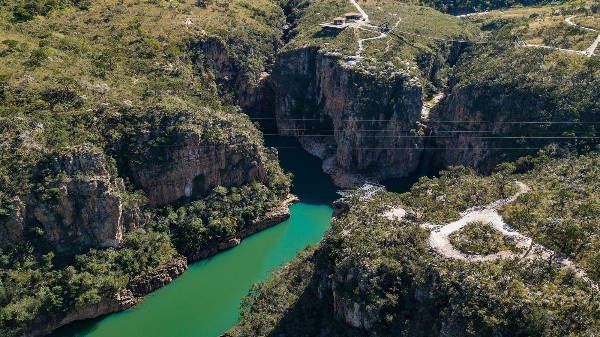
[49, 136, 418, 337]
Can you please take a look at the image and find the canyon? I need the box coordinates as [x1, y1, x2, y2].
[1, 0, 599, 336]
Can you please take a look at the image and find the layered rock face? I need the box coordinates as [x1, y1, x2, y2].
[1, 145, 128, 251]
[259, 48, 425, 187]
[129, 131, 268, 207]
[429, 48, 600, 174]
[430, 84, 567, 174]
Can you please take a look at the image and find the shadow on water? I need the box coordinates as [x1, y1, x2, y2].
[382, 175, 423, 194]
[266, 135, 426, 197]
[265, 136, 340, 205]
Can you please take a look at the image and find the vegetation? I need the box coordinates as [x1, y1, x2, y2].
[231, 154, 600, 337]
[279, 0, 479, 91]
[502, 155, 600, 279]
[436, 44, 600, 170]
[466, 2, 600, 49]
[401, 166, 518, 223]
[449, 221, 521, 255]
[164, 181, 290, 256]
[1, 0, 599, 335]
[0, 227, 176, 337]
[420, 0, 575, 15]
[0, 1, 290, 335]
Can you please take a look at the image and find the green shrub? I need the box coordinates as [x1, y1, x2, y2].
[449, 221, 521, 255]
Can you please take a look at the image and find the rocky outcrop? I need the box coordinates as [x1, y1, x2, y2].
[1, 145, 131, 251]
[128, 255, 188, 297]
[332, 198, 350, 219]
[188, 194, 299, 262]
[254, 48, 425, 187]
[332, 275, 374, 330]
[16, 191, 297, 336]
[129, 130, 268, 207]
[195, 34, 282, 110]
[429, 47, 600, 174]
[33, 176, 124, 250]
[2, 198, 26, 244]
[21, 256, 188, 337]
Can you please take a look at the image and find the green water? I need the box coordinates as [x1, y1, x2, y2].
[51, 136, 418, 337]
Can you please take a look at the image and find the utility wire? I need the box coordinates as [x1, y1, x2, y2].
[261, 134, 600, 139]
[249, 117, 599, 124]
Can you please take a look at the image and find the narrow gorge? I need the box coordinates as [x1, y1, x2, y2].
[1, 0, 599, 336]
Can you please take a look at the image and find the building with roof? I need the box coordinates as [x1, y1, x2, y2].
[320, 16, 349, 30]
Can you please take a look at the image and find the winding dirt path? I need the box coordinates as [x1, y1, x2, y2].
[565, 16, 598, 32]
[586, 35, 600, 56]
[349, 0, 369, 22]
[456, 11, 490, 18]
[384, 182, 596, 289]
[519, 16, 599, 56]
[424, 182, 530, 261]
[353, 20, 401, 59]
[520, 42, 589, 55]
[418, 182, 597, 290]
[345, 0, 401, 63]
[565, 16, 599, 56]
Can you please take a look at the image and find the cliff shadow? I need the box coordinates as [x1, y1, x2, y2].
[312, 29, 344, 39]
[264, 136, 339, 206]
[260, 250, 366, 337]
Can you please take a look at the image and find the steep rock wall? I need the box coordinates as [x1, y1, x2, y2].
[261, 48, 425, 187]
[430, 48, 600, 174]
[1, 145, 129, 251]
[128, 131, 268, 207]
[430, 86, 499, 173]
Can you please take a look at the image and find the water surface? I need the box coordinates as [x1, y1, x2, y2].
[51, 136, 417, 337]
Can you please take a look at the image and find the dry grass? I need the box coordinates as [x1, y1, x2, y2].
[576, 15, 600, 30]
[465, 0, 599, 50]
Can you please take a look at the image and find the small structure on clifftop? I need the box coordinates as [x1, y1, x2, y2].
[320, 16, 349, 30]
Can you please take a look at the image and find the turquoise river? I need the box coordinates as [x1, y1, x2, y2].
[50, 136, 419, 337]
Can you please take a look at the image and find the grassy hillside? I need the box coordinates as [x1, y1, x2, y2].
[465, 2, 600, 50]
[420, 0, 577, 14]
[279, 0, 479, 87]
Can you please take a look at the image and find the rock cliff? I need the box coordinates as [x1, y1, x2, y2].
[128, 129, 268, 207]
[430, 85, 499, 173]
[128, 255, 189, 297]
[1, 145, 129, 251]
[256, 49, 425, 187]
[21, 289, 137, 337]
[430, 47, 600, 173]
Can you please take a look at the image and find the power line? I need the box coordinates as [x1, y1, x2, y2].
[249, 117, 600, 124]
[269, 147, 553, 150]
[261, 134, 600, 139]
[146, 144, 575, 150]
